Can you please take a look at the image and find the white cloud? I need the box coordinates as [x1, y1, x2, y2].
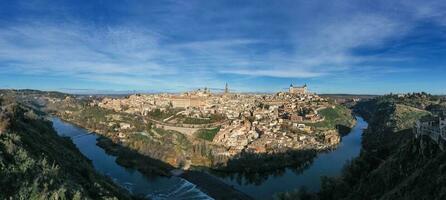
[0, 23, 179, 85]
[0, 0, 445, 91]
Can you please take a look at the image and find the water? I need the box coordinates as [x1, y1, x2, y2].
[51, 117, 213, 200]
[213, 116, 368, 199]
[52, 116, 367, 200]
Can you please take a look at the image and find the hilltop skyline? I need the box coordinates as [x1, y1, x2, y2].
[1, 0, 446, 94]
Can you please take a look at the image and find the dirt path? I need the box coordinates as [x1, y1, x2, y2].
[156, 124, 200, 136]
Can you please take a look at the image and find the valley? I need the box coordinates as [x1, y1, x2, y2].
[2, 90, 445, 200]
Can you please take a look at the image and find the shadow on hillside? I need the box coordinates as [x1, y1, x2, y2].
[96, 136, 329, 188]
[337, 124, 353, 136]
[95, 136, 176, 177]
[94, 135, 255, 200]
[206, 149, 318, 186]
[204, 122, 357, 185]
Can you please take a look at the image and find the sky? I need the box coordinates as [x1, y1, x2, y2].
[0, 0, 445, 94]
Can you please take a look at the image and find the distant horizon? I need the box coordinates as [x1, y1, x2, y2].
[1, 1, 445, 94]
[2, 87, 445, 96]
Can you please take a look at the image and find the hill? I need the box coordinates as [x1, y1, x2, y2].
[0, 100, 133, 199]
[278, 93, 444, 200]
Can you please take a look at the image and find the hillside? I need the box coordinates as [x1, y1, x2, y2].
[0, 101, 133, 199]
[311, 105, 356, 135]
[278, 94, 443, 200]
[345, 135, 446, 200]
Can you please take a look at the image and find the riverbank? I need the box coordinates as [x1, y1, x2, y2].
[53, 111, 358, 199]
[96, 136, 174, 177]
[207, 116, 367, 200]
[52, 117, 215, 199]
[54, 116, 255, 199]
[280, 94, 441, 200]
[97, 136, 255, 199]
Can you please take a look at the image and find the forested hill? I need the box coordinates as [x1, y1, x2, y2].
[0, 99, 133, 199]
[278, 93, 446, 200]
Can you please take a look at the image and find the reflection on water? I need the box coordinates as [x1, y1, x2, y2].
[212, 116, 368, 200]
[51, 116, 367, 200]
[51, 117, 213, 200]
[210, 159, 313, 186]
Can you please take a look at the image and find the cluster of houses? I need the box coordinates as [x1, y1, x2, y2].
[89, 84, 341, 156]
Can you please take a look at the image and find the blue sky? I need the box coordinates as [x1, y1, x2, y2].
[0, 0, 445, 94]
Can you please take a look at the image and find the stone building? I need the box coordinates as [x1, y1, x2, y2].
[289, 84, 307, 94]
[415, 112, 446, 149]
[290, 113, 303, 122]
[170, 97, 205, 108]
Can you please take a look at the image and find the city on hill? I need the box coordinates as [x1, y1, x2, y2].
[1, 0, 446, 200]
[1, 86, 446, 199]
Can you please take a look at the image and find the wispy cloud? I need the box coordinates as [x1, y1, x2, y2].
[0, 23, 177, 84]
[0, 0, 445, 92]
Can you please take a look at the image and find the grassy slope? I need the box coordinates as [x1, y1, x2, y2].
[195, 127, 220, 141]
[303, 105, 356, 136]
[393, 104, 430, 131]
[313, 105, 355, 129]
[0, 103, 132, 200]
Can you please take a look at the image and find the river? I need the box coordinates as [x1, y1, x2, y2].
[211, 116, 368, 199]
[52, 116, 367, 200]
[51, 117, 213, 200]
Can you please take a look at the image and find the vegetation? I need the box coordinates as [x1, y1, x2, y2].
[205, 149, 320, 187]
[147, 108, 183, 120]
[313, 105, 355, 129]
[56, 104, 151, 134]
[183, 117, 211, 124]
[304, 105, 356, 135]
[279, 93, 443, 200]
[46, 96, 220, 169]
[393, 104, 430, 131]
[180, 114, 226, 124]
[0, 102, 133, 200]
[96, 136, 174, 176]
[196, 127, 220, 141]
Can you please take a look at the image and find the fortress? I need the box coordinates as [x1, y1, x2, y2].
[289, 84, 307, 94]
